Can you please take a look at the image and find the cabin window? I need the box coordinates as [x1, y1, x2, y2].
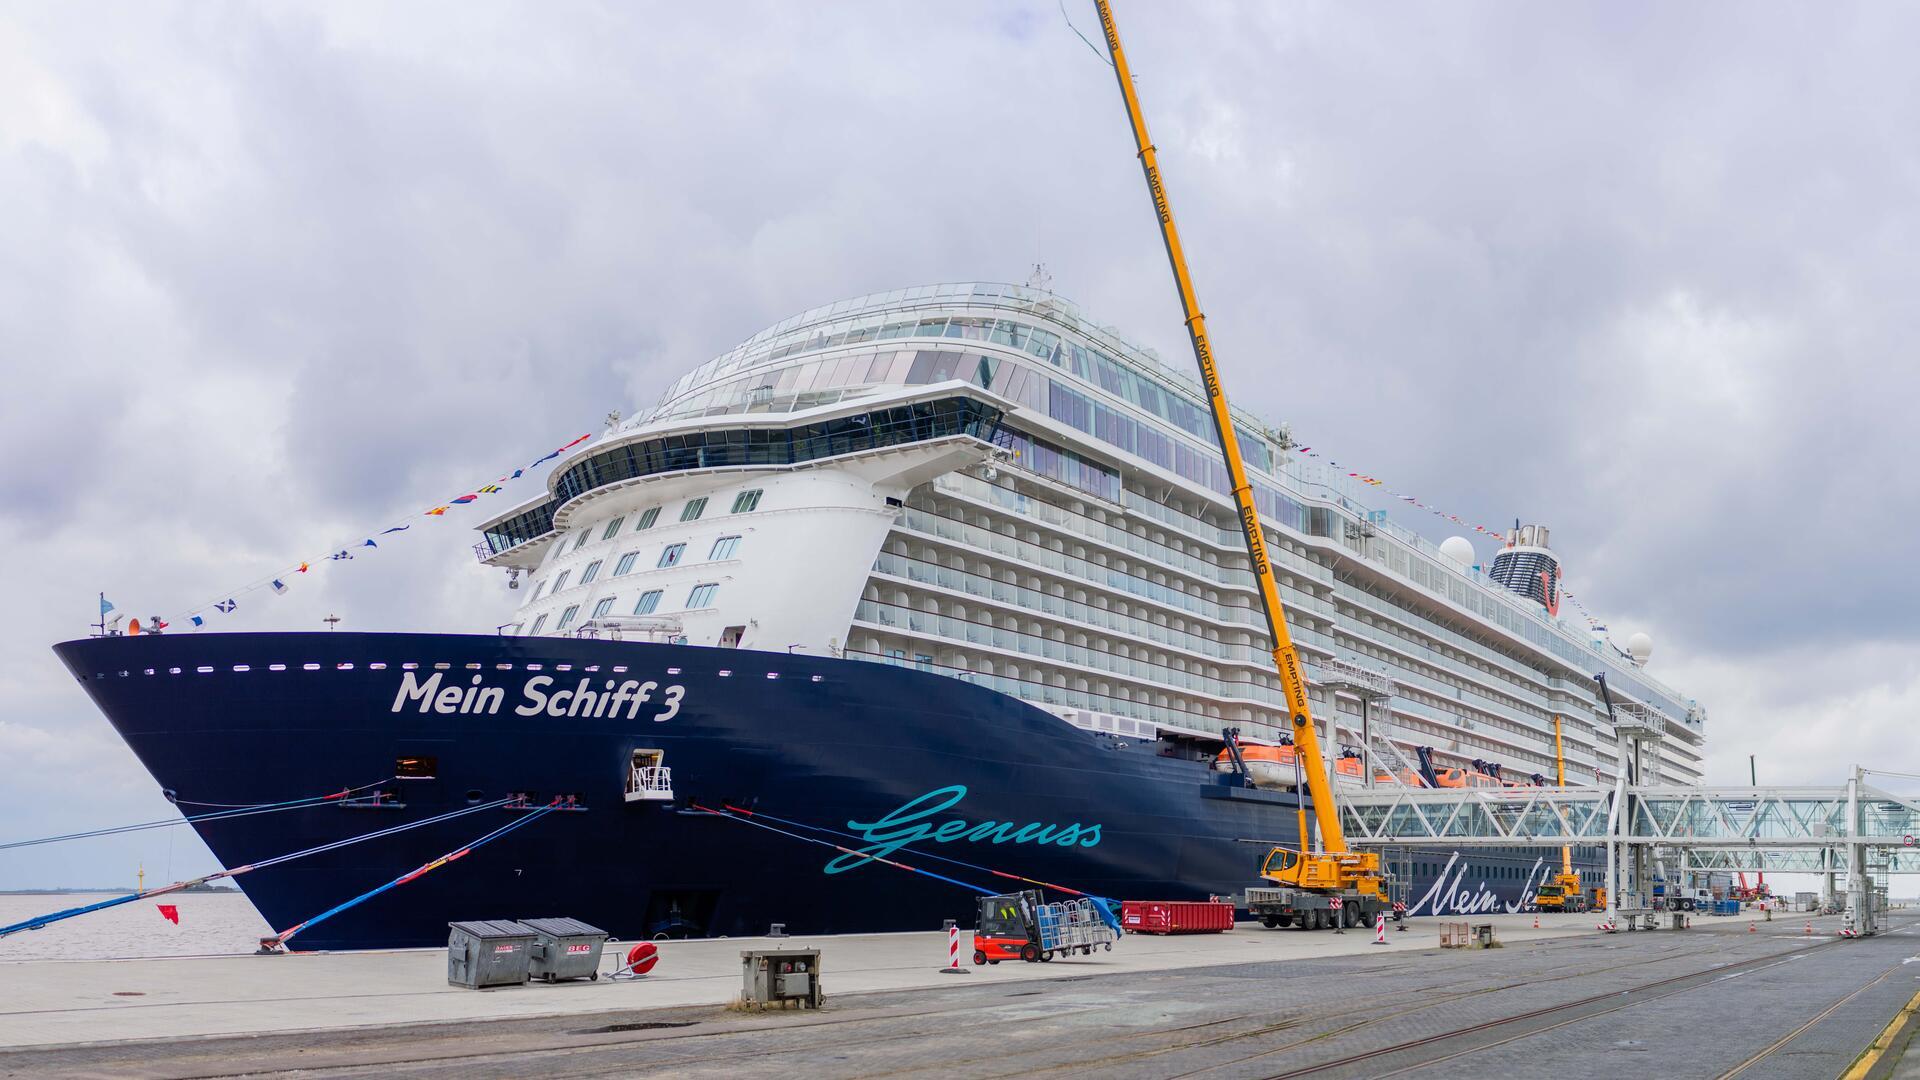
[396, 755, 438, 779]
[591, 597, 616, 619]
[556, 604, 580, 630]
[634, 506, 661, 531]
[613, 552, 639, 577]
[634, 589, 664, 615]
[658, 543, 686, 568]
[572, 531, 590, 551]
[530, 580, 547, 601]
[552, 570, 571, 592]
[687, 583, 719, 609]
[580, 559, 603, 584]
[529, 614, 548, 635]
[680, 497, 708, 522]
[708, 535, 741, 560]
[731, 489, 763, 514]
[601, 516, 626, 540]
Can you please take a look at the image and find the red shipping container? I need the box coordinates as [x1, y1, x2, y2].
[1120, 899, 1235, 935]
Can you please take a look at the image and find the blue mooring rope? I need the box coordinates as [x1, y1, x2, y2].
[0, 797, 514, 939]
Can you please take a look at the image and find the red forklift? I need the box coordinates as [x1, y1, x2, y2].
[973, 890, 1048, 965]
[972, 890, 1119, 964]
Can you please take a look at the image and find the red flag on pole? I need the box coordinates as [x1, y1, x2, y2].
[156, 904, 180, 925]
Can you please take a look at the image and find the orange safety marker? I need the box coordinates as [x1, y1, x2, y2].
[1533, 914, 1540, 929]
[1372, 914, 1388, 945]
[1805, 921, 1813, 936]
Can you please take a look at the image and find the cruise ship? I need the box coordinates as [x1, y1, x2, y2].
[57, 281, 1707, 949]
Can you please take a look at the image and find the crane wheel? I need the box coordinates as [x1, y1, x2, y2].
[1261, 916, 1279, 929]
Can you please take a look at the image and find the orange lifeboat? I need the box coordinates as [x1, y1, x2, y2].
[1213, 744, 1302, 788]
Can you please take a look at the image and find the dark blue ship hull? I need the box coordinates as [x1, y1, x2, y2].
[54, 632, 1593, 950]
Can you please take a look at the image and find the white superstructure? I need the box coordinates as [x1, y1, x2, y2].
[476, 283, 1706, 789]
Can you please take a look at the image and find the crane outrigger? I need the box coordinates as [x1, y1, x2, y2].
[1093, 1, 1390, 927]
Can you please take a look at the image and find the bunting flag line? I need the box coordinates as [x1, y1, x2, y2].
[1292, 443, 1508, 543]
[149, 432, 596, 632]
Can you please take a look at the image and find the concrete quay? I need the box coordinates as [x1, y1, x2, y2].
[6, 906, 1895, 1079]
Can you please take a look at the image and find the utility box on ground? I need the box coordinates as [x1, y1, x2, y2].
[447, 920, 535, 989]
[741, 948, 821, 1009]
[519, 917, 609, 983]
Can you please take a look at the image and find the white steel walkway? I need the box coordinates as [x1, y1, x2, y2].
[1336, 780, 1920, 872]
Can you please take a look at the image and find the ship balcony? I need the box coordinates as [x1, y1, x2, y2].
[626, 763, 674, 803]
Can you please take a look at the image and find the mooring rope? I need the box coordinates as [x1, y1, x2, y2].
[274, 799, 565, 944]
[0, 797, 513, 939]
[0, 778, 395, 852]
[692, 803, 997, 895]
[722, 803, 1100, 900]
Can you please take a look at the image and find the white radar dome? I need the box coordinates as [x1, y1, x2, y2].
[1439, 536, 1475, 568]
[1628, 632, 1654, 666]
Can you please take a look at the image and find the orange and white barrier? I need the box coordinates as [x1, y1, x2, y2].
[1372, 914, 1388, 945]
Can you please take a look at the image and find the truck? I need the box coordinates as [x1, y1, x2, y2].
[1245, 848, 1399, 930]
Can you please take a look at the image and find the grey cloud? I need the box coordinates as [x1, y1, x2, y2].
[2, 1, 1916, 888]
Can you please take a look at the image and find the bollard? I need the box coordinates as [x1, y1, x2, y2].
[768, 923, 788, 939]
[1372, 913, 1388, 945]
[941, 923, 970, 974]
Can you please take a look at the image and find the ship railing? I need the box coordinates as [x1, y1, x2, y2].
[626, 765, 674, 803]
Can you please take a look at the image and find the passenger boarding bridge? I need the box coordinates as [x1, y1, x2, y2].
[1312, 660, 1917, 936]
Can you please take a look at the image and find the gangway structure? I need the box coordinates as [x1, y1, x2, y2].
[1337, 769, 1920, 934]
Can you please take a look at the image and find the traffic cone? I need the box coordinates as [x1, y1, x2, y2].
[1804, 921, 1812, 936]
[1533, 913, 1540, 929]
[1748, 921, 1755, 933]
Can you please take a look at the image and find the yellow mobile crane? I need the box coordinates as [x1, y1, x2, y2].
[1094, 2, 1389, 931]
[1533, 714, 1605, 913]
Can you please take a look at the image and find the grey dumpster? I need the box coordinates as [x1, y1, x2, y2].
[447, 920, 535, 989]
[520, 917, 609, 983]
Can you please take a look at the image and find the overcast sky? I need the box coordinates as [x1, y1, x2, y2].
[3, 2, 1917, 894]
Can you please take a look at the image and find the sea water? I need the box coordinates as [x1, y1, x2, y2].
[0, 892, 272, 960]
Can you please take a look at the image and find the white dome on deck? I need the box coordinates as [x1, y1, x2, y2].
[1439, 536, 1475, 568]
[1627, 632, 1654, 666]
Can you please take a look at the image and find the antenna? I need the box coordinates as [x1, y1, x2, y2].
[324, 614, 342, 632]
[1026, 262, 1053, 295]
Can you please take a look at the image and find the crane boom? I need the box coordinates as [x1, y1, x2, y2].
[1093, 0, 1347, 855]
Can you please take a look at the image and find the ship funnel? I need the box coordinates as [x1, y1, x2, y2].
[1487, 521, 1562, 614]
